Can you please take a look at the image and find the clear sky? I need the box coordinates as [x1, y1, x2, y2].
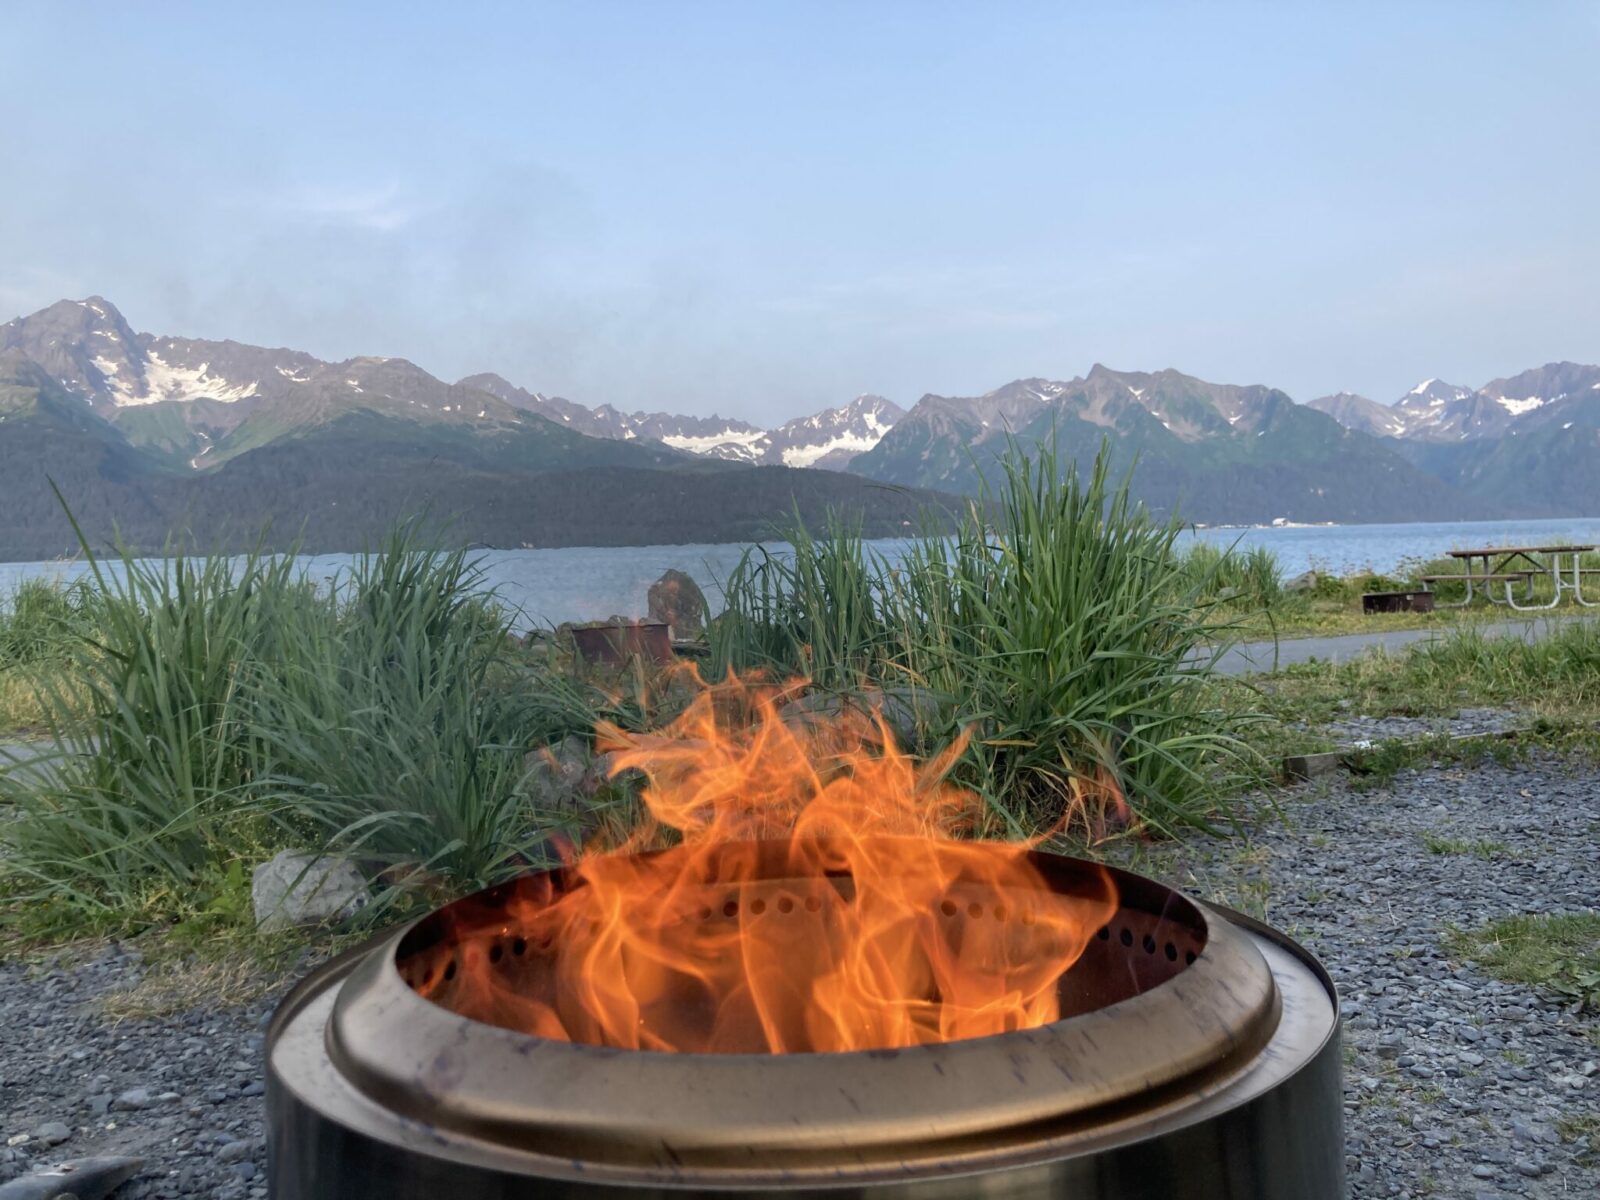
[3, 2, 1597, 422]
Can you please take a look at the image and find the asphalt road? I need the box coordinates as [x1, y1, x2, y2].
[1211, 613, 1598, 676]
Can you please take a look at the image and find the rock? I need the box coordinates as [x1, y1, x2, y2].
[646, 570, 708, 639]
[1286, 570, 1321, 592]
[112, 1087, 151, 1111]
[251, 851, 370, 933]
[0, 1155, 144, 1200]
[523, 735, 593, 812]
[32, 1123, 70, 1147]
[84, 1096, 111, 1118]
[216, 1140, 255, 1163]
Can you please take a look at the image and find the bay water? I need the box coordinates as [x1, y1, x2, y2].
[4, 516, 1599, 632]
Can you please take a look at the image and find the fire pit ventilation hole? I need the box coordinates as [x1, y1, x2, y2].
[444, 960, 457, 982]
[512, 937, 526, 956]
[750, 899, 767, 915]
[1119, 928, 1133, 947]
[1142, 934, 1156, 954]
[489, 943, 504, 964]
[1165, 942, 1177, 961]
[940, 899, 957, 916]
[721, 899, 739, 918]
[1096, 925, 1110, 940]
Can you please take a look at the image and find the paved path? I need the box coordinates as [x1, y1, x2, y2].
[1211, 613, 1598, 676]
[0, 738, 56, 783]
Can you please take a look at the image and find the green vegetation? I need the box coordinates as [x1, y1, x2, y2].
[0, 575, 96, 732]
[1421, 834, 1508, 860]
[0, 524, 669, 938]
[1240, 617, 1600, 766]
[1174, 541, 1282, 613]
[1191, 547, 1600, 641]
[711, 443, 1261, 837]
[1446, 913, 1600, 1013]
[5, 440, 1600, 963]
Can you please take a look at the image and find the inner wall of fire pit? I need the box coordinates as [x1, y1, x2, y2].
[394, 845, 1208, 1048]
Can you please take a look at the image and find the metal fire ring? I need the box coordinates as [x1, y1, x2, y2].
[267, 854, 1343, 1198]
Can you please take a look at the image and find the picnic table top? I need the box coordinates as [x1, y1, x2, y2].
[1446, 545, 1597, 558]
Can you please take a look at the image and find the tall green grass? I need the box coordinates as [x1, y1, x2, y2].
[1, 544, 306, 909]
[1174, 541, 1282, 610]
[712, 443, 1259, 837]
[0, 577, 95, 667]
[251, 538, 553, 887]
[0, 526, 630, 919]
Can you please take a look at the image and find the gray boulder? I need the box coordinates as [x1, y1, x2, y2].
[1286, 570, 1321, 592]
[0, 1155, 144, 1200]
[647, 569, 709, 638]
[524, 735, 594, 814]
[251, 851, 370, 933]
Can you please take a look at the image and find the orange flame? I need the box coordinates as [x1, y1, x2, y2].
[420, 672, 1119, 1053]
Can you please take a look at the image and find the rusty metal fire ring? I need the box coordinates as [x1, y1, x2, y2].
[267, 851, 1343, 1198]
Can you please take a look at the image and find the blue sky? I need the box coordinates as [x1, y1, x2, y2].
[3, 2, 1597, 421]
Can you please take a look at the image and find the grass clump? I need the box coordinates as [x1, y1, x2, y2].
[712, 441, 1260, 838]
[0, 576, 94, 666]
[0, 576, 96, 733]
[1446, 913, 1600, 1013]
[1175, 541, 1282, 612]
[1421, 834, 1507, 860]
[0, 523, 641, 932]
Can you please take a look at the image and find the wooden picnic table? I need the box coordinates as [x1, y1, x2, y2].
[1423, 544, 1598, 610]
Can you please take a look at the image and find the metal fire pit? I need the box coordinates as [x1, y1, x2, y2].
[267, 848, 1343, 1198]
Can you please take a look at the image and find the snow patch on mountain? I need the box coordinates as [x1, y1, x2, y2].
[1494, 395, 1545, 416]
[781, 429, 884, 468]
[121, 354, 259, 406]
[661, 427, 767, 457]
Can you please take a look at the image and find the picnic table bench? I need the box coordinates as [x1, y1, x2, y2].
[1420, 544, 1598, 610]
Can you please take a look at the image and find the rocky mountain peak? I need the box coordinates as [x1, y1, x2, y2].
[1304, 392, 1409, 439]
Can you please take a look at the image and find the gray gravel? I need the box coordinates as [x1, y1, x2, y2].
[0, 943, 277, 1199]
[1110, 749, 1600, 1198]
[1, 754, 1596, 1197]
[1316, 705, 1527, 746]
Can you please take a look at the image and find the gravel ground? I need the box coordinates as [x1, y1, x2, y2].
[1316, 706, 1528, 746]
[1113, 748, 1600, 1198]
[0, 753, 1596, 1197]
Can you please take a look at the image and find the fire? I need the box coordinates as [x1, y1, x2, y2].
[418, 672, 1119, 1054]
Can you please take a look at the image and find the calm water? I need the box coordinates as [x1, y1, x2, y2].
[4, 516, 1599, 631]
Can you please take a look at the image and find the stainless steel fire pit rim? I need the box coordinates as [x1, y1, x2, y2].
[316, 859, 1284, 1161]
[266, 905, 1344, 1198]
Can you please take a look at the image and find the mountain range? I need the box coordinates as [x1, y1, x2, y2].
[1301, 364, 1600, 515]
[0, 295, 1594, 559]
[0, 298, 945, 560]
[848, 362, 1598, 520]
